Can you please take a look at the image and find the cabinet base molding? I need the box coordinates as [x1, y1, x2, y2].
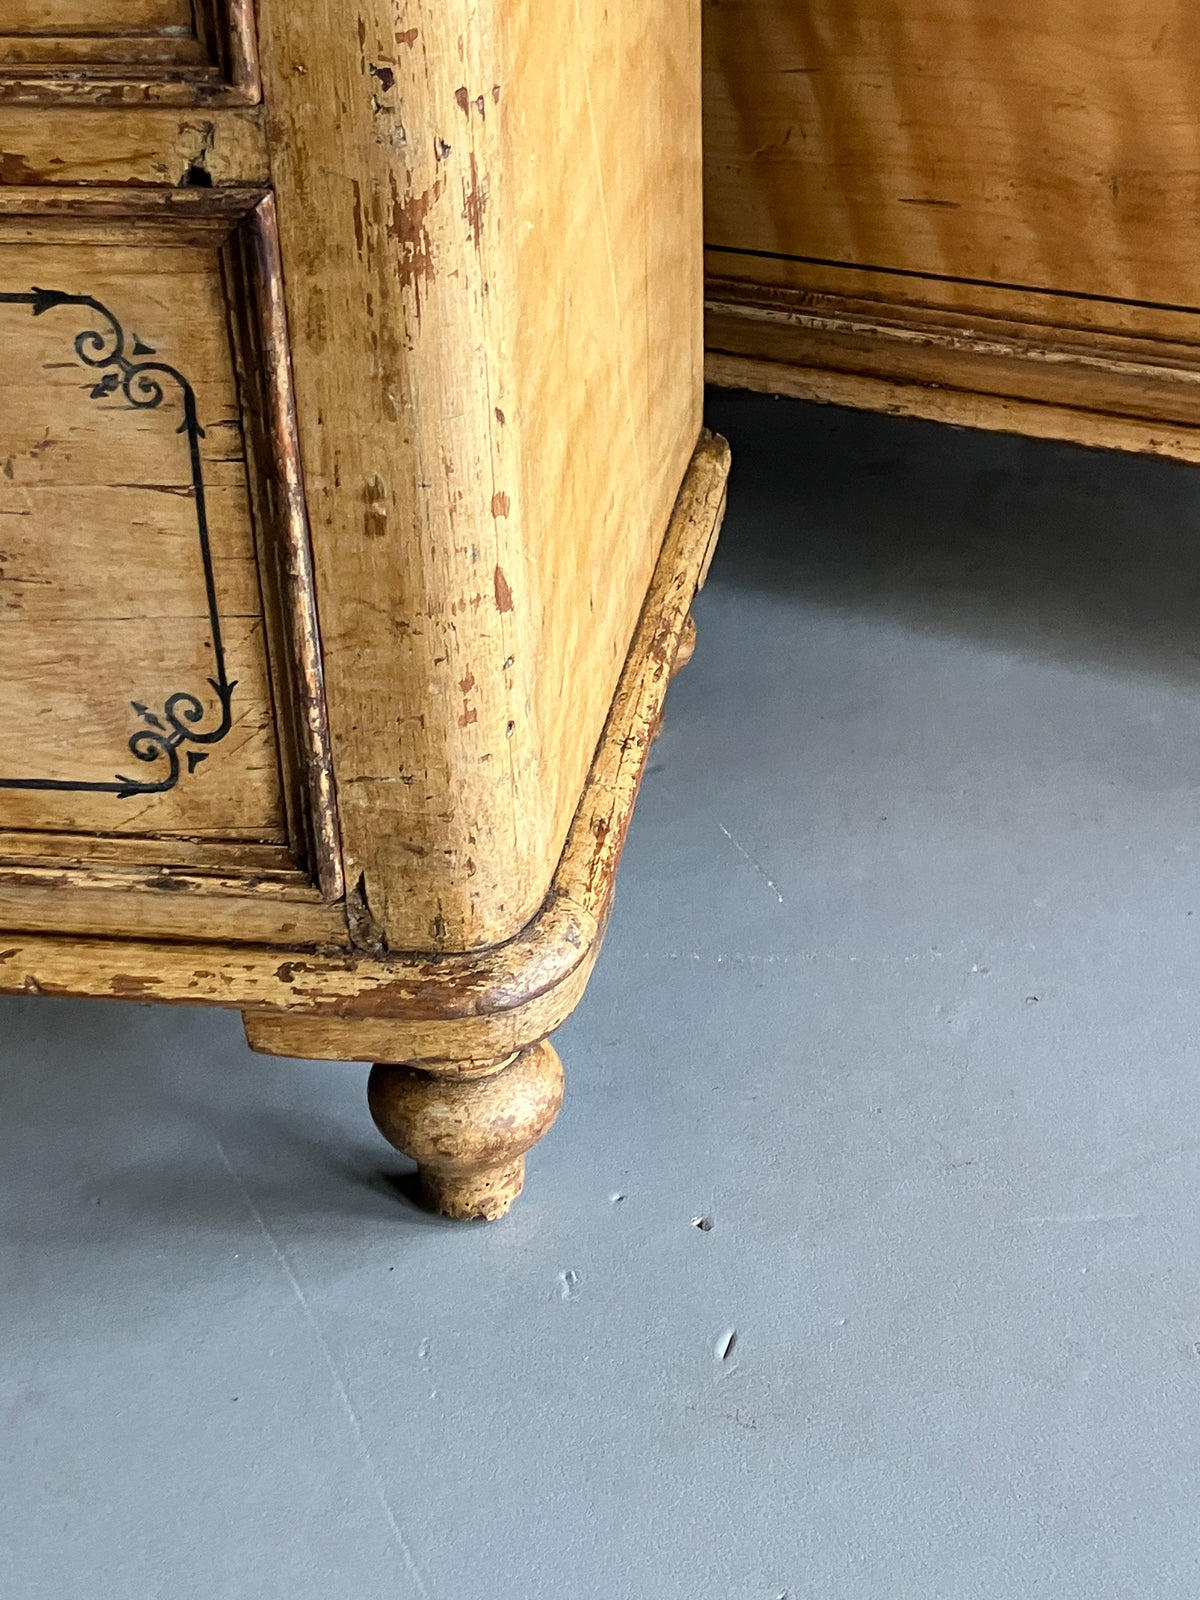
[706, 277, 1200, 464]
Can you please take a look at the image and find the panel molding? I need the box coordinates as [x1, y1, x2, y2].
[0, 0, 261, 107]
[0, 107, 268, 188]
[0, 187, 342, 928]
[229, 195, 343, 902]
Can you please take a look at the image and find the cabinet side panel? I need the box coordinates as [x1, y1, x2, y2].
[509, 0, 704, 893]
[258, 0, 703, 952]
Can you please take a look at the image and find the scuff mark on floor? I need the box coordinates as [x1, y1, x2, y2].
[718, 822, 785, 904]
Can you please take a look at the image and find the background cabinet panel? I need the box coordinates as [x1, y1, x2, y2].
[704, 0, 1200, 464]
[704, 0, 1200, 308]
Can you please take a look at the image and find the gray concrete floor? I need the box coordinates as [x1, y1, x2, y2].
[6, 389, 1200, 1598]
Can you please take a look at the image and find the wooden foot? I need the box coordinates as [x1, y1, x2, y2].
[367, 1040, 564, 1220]
[652, 610, 698, 742]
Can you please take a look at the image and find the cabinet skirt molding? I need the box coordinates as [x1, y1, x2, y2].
[705, 266, 1200, 468]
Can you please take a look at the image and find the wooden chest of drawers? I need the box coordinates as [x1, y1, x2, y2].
[0, 1, 728, 1218]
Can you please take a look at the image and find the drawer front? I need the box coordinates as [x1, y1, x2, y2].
[0, 2, 258, 105]
[2, 1, 197, 39]
[0, 191, 338, 910]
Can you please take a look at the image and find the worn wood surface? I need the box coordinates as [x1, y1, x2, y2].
[0, 231, 285, 839]
[0, 186, 340, 943]
[0, 1, 261, 105]
[704, 1, 1200, 309]
[707, 347, 1200, 466]
[0, 1, 711, 989]
[0, 867, 344, 946]
[0, 107, 267, 186]
[243, 430, 728, 1061]
[2, 1, 193, 28]
[704, 0, 1200, 447]
[257, 0, 704, 953]
[0, 431, 727, 1054]
[231, 196, 342, 899]
[706, 277, 1200, 463]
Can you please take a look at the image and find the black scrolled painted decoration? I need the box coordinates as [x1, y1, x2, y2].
[0, 288, 236, 798]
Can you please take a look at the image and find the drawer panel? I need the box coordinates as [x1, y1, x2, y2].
[0, 1, 258, 104]
[0, 239, 281, 837]
[0, 193, 337, 900]
[0, 1, 194, 30]
[0, 2, 194, 28]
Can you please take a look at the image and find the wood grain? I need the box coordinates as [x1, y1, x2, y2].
[1, 2, 194, 29]
[230, 196, 342, 899]
[704, 0, 1200, 453]
[246, 429, 728, 1060]
[0, 233, 285, 839]
[706, 276, 1200, 460]
[0, 866, 344, 946]
[0, 107, 267, 186]
[0, 39, 209, 72]
[704, 0, 1200, 310]
[257, 0, 703, 953]
[368, 1040, 564, 1220]
[0, 2, 714, 1037]
[0, 190, 340, 958]
[707, 348, 1200, 467]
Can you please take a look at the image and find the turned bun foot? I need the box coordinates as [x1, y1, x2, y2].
[367, 1040, 564, 1220]
[652, 610, 699, 741]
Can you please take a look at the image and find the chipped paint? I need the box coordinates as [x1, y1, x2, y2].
[463, 153, 488, 249]
[350, 177, 365, 256]
[363, 474, 389, 538]
[0, 151, 36, 184]
[388, 172, 444, 307]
